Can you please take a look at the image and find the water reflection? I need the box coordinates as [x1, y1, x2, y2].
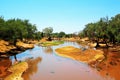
[10, 54, 19, 64]
[22, 57, 42, 80]
[0, 57, 12, 78]
[43, 47, 53, 54]
[13, 55, 17, 61]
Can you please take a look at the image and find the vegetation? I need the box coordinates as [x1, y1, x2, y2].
[39, 41, 64, 47]
[0, 17, 42, 45]
[79, 14, 120, 47]
[42, 27, 53, 41]
[1, 13, 120, 47]
[51, 31, 67, 40]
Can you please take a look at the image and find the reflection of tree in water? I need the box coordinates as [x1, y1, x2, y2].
[43, 47, 53, 54]
[22, 57, 42, 80]
[0, 57, 12, 78]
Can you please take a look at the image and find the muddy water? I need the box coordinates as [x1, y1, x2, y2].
[0, 42, 118, 80]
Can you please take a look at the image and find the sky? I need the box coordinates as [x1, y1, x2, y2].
[0, 0, 120, 33]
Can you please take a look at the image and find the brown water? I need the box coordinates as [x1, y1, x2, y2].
[0, 41, 118, 80]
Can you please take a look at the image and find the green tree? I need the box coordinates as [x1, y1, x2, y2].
[34, 31, 42, 41]
[42, 27, 53, 41]
[108, 14, 120, 43]
[82, 14, 120, 47]
[0, 16, 6, 39]
[51, 32, 59, 38]
[0, 17, 38, 45]
[23, 20, 37, 40]
[58, 31, 65, 38]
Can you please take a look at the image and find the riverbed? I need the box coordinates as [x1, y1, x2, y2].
[1, 41, 119, 80]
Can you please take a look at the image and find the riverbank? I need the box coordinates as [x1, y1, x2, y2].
[5, 61, 28, 80]
[0, 40, 35, 57]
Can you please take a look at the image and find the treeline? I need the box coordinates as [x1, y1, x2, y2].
[79, 14, 120, 47]
[2, 14, 120, 47]
[0, 17, 74, 45]
[0, 17, 42, 45]
[41, 27, 74, 40]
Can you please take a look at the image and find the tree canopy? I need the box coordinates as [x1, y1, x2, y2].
[0, 17, 41, 45]
[42, 27, 53, 37]
[79, 14, 120, 47]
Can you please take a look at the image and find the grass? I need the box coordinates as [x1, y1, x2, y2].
[39, 41, 64, 47]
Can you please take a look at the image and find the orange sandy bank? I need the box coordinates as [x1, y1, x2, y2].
[16, 41, 34, 49]
[5, 62, 28, 80]
[55, 46, 105, 64]
[0, 40, 34, 54]
[0, 40, 16, 53]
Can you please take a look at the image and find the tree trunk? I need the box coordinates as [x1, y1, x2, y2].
[13, 38, 17, 46]
[95, 38, 100, 48]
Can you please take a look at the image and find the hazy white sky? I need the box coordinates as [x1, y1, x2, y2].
[0, 0, 120, 33]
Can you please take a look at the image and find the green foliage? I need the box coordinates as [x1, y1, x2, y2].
[51, 32, 59, 38]
[58, 31, 66, 38]
[0, 17, 41, 45]
[42, 27, 53, 37]
[39, 41, 64, 47]
[34, 31, 42, 40]
[51, 32, 72, 38]
[78, 31, 85, 38]
[81, 14, 120, 45]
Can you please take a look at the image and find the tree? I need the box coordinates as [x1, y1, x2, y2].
[0, 17, 38, 45]
[58, 31, 65, 38]
[108, 14, 120, 43]
[23, 20, 37, 40]
[78, 31, 85, 38]
[82, 14, 120, 47]
[42, 27, 53, 41]
[0, 16, 6, 39]
[34, 31, 42, 41]
[51, 32, 59, 38]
